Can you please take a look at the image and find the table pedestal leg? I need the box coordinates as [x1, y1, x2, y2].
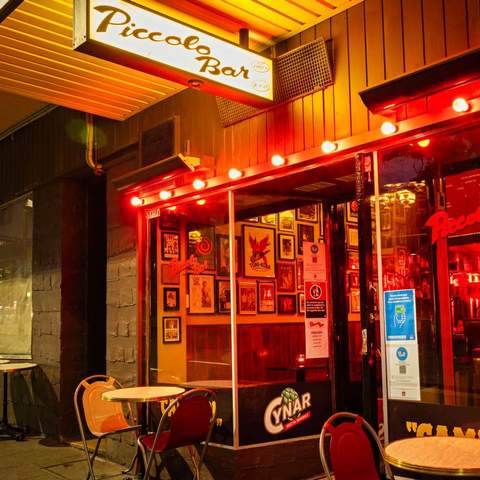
[0, 372, 27, 441]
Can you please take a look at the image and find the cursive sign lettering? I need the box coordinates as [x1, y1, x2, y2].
[425, 206, 480, 244]
[94, 5, 251, 80]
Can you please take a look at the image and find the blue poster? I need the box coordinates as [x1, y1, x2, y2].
[384, 289, 417, 342]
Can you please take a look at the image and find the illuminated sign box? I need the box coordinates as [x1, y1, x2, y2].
[74, 0, 273, 107]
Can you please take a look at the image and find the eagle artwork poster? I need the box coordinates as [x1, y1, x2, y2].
[242, 225, 276, 278]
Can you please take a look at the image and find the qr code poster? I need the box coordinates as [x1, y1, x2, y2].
[386, 344, 420, 401]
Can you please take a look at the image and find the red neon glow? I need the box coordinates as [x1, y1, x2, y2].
[130, 196, 143, 207]
[321, 140, 337, 154]
[271, 154, 286, 166]
[193, 178, 206, 190]
[452, 97, 470, 113]
[425, 207, 480, 244]
[381, 121, 398, 135]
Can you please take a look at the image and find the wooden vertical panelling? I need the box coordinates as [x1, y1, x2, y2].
[266, 110, 277, 159]
[293, 98, 304, 152]
[422, 0, 446, 64]
[317, 19, 335, 141]
[383, 0, 405, 79]
[332, 11, 351, 140]
[312, 90, 325, 147]
[274, 104, 286, 155]
[365, 0, 386, 130]
[444, 0, 468, 55]
[284, 102, 294, 155]
[248, 116, 258, 167]
[256, 113, 267, 165]
[467, 0, 480, 48]
[348, 3, 369, 136]
[303, 96, 315, 150]
[402, 0, 425, 71]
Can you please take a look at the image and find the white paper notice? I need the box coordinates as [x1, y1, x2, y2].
[303, 242, 329, 358]
[386, 343, 421, 401]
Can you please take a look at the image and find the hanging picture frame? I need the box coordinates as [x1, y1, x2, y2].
[277, 262, 296, 292]
[346, 225, 359, 249]
[161, 231, 180, 260]
[160, 263, 180, 285]
[346, 201, 359, 223]
[163, 287, 179, 311]
[278, 294, 297, 314]
[260, 213, 277, 226]
[296, 259, 304, 291]
[278, 233, 295, 261]
[298, 293, 305, 313]
[296, 204, 318, 223]
[188, 274, 215, 314]
[297, 223, 314, 255]
[278, 210, 295, 232]
[216, 235, 240, 277]
[238, 281, 257, 314]
[162, 316, 181, 343]
[242, 225, 276, 278]
[257, 281, 276, 313]
[187, 224, 215, 270]
[216, 280, 231, 314]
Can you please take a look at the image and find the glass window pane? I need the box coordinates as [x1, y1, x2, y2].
[0, 193, 33, 358]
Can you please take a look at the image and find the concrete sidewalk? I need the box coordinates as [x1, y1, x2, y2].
[0, 436, 127, 480]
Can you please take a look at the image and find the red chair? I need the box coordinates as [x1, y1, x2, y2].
[138, 388, 216, 480]
[319, 412, 394, 480]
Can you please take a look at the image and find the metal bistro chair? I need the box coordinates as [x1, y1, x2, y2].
[319, 412, 394, 480]
[138, 388, 216, 480]
[74, 375, 141, 480]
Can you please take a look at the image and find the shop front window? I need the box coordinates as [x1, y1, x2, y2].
[147, 192, 234, 445]
[379, 126, 480, 440]
[0, 193, 33, 359]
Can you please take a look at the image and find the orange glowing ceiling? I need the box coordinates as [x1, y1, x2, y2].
[0, 0, 362, 122]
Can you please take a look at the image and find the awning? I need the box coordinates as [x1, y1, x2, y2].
[0, 0, 362, 121]
[360, 47, 480, 115]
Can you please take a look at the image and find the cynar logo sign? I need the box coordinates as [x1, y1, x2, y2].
[264, 387, 312, 435]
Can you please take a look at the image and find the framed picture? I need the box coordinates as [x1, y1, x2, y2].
[238, 281, 257, 314]
[187, 224, 215, 270]
[216, 280, 231, 314]
[319, 202, 324, 238]
[278, 294, 297, 314]
[161, 231, 180, 260]
[163, 287, 179, 311]
[246, 217, 259, 222]
[394, 202, 407, 223]
[298, 293, 305, 313]
[296, 204, 318, 223]
[242, 225, 276, 278]
[162, 316, 181, 343]
[346, 225, 359, 249]
[216, 235, 240, 277]
[349, 290, 361, 313]
[296, 260, 304, 290]
[258, 281, 276, 313]
[160, 263, 180, 285]
[188, 274, 215, 314]
[347, 251, 359, 270]
[346, 201, 359, 223]
[380, 210, 392, 231]
[278, 210, 295, 232]
[297, 223, 315, 255]
[348, 272, 360, 291]
[278, 233, 295, 261]
[261, 213, 277, 226]
[277, 262, 296, 292]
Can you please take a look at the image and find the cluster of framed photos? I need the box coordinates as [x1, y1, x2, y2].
[159, 204, 322, 341]
[345, 201, 360, 314]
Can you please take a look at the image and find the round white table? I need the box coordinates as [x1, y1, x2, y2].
[102, 385, 185, 404]
[385, 436, 480, 478]
[0, 362, 37, 440]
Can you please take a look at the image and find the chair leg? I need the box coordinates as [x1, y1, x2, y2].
[122, 440, 139, 474]
[188, 445, 201, 480]
[85, 438, 102, 480]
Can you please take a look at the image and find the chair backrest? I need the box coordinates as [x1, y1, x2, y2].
[74, 375, 131, 437]
[158, 388, 216, 450]
[319, 412, 393, 480]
